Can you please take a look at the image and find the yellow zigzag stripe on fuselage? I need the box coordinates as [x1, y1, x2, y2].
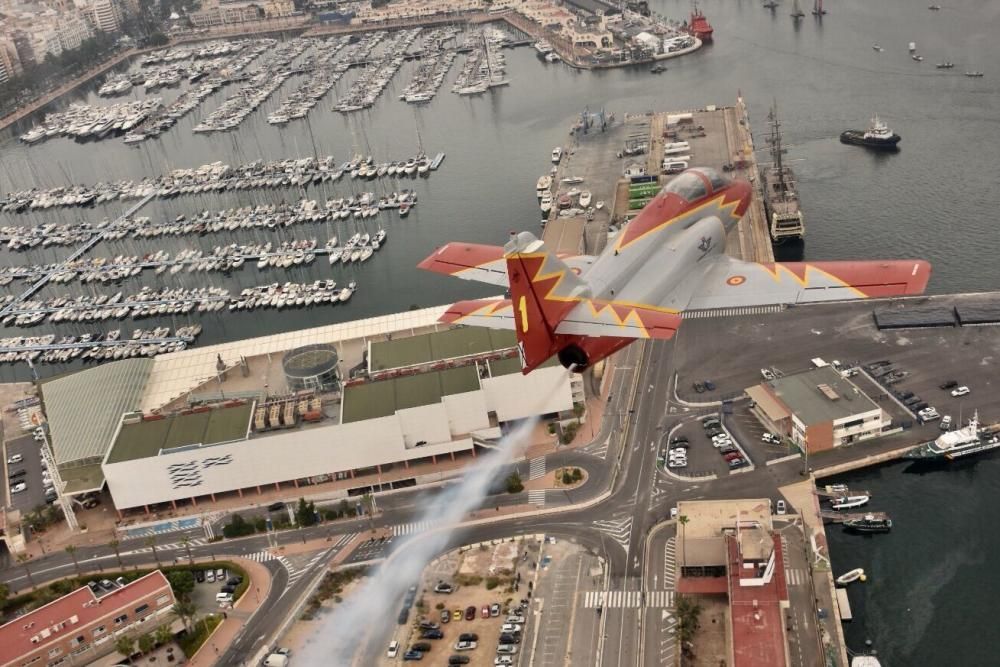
[582, 301, 654, 337]
[755, 263, 868, 299]
[614, 193, 743, 252]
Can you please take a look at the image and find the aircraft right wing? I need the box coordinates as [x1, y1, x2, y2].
[418, 242, 595, 287]
[682, 256, 932, 311]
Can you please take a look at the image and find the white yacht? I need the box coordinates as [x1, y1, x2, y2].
[551, 147, 563, 163]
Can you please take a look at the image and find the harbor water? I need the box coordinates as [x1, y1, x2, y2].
[0, 0, 998, 659]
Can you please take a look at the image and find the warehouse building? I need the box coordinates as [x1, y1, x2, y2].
[745, 366, 889, 454]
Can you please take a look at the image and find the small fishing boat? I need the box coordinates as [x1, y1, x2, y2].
[835, 568, 866, 586]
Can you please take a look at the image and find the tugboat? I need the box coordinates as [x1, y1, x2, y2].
[904, 411, 1000, 462]
[843, 514, 893, 533]
[687, 3, 714, 41]
[840, 115, 902, 150]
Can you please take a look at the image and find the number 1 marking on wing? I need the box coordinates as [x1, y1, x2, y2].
[518, 295, 529, 332]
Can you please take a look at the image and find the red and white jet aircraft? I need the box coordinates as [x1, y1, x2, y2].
[419, 168, 931, 374]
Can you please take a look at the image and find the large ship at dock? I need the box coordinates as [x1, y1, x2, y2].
[760, 102, 805, 243]
[686, 4, 714, 41]
[903, 412, 1000, 462]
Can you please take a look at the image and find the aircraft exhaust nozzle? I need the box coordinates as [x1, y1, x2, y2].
[558, 344, 589, 372]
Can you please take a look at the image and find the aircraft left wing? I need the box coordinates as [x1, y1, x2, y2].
[682, 256, 931, 311]
[418, 242, 595, 287]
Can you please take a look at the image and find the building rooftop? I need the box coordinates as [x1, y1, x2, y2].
[0, 570, 172, 666]
[763, 366, 879, 425]
[342, 366, 481, 423]
[106, 402, 253, 464]
[40, 358, 154, 468]
[140, 304, 450, 412]
[676, 499, 774, 566]
[728, 534, 789, 667]
[369, 328, 516, 372]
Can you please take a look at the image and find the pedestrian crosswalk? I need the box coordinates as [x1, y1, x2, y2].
[786, 568, 806, 586]
[593, 516, 632, 552]
[528, 490, 547, 506]
[581, 589, 675, 608]
[683, 305, 784, 319]
[121, 537, 207, 556]
[583, 437, 609, 459]
[392, 520, 435, 536]
[528, 457, 546, 480]
[663, 537, 676, 584]
[246, 551, 276, 562]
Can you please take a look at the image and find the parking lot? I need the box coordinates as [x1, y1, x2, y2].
[380, 539, 537, 665]
[724, 403, 797, 464]
[661, 414, 751, 478]
[5, 434, 49, 512]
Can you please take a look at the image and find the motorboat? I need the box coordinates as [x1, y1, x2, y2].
[872, 44, 884, 52]
[835, 568, 866, 586]
[551, 146, 563, 163]
[965, 71, 985, 77]
[843, 514, 892, 533]
[830, 494, 870, 510]
[579, 191, 592, 208]
[561, 176, 584, 184]
[536, 175, 552, 198]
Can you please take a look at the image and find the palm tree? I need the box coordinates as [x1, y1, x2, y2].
[65, 545, 81, 577]
[154, 624, 174, 648]
[677, 515, 689, 575]
[114, 635, 135, 665]
[180, 536, 194, 566]
[145, 536, 160, 568]
[137, 633, 155, 656]
[16, 553, 35, 588]
[172, 599, 197, 633]
[109, 538, 123, 570]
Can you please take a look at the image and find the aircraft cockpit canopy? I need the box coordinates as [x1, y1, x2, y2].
[663, 168, 730, 201]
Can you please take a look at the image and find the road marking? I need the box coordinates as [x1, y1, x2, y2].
[246, 551, 275, 562]
[529, 457, 546, 480]
[592, 516, 632, 552]
[581, 590, 674, 608]
[391, 521, 435, 536]
[528, 490, 547, 506]
[663, 537, 676, 584]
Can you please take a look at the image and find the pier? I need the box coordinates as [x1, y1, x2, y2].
[541, 98, 776, 263]
[0, 193, 155, 319]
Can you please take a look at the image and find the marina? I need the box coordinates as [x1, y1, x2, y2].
[332, 28, 422, 112]
[0, 325, 203, 365]
[0, 152, 442, 213]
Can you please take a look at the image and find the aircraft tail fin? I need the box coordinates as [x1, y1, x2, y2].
[504, 232, 587, 372]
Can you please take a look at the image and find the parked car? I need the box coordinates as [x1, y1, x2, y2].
[215, 568, 225, 581]
[434, 581, 454, 594]
[410, 642, 432, 652]
[267, 501, 285, 512]
[500, 624, 522, 634]
[441, 609, 451, 624]
[940, 415, 953, 430]
[490, 603, 501, 617]
[670, 441, 689, 450]
[939, 380, 958, 390]
[195, 570, 205, 583]
[495, 657, 514, 666]
[87, 581, 100, 593]
[454, 640, 477, 651]
[951, 386, 970, 397]
[670, 437, 689, 445]
[418, 620, 440, 631]
[398, 608, 410, 625]
[496, 644, 519, 655]
[458, 633, 479, 642]
[447, 656, 470, 665]
[453, 609, 463, 621]
[205, 570, 216, 583]
[387, 641, 399, 658]
[705, 427, 723, 438]
[723, 452, 742, 462]
[701, 416, 720, 427]
[762, 433, 780, 444]
[776, 500, 787, 515]
[6, 454, 21, 464]
[402, 650, 423, 661]
[99, 579, 115, 591]
[10, 482, 26, 494]
[505, 614, 525, 624]
[227, 576, 242, 586]
[760, 368, 776, 380]
[8, 470, 26, 479]
[703, 380, 716, 391]
[693, 382, 705, 393]
[421, 629, 444, 640]
[465, 606, 476, 621]
[728, 458, 747, 468]
[499, 633, 521, 644]
[481, 605, 490, 619]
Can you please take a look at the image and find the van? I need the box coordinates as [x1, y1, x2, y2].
[263, 654, 289, 667]
[215, 592, 233, 604]
[387, 640, 399, 658]
[940, 415, 953, 431]
[663, 161, 688, 174]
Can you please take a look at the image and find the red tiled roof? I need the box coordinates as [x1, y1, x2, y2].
[727, 534, 789, 667]
[0, 570, 172, 667]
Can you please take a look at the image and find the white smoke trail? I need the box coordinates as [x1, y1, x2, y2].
[296, 415, 540, 665]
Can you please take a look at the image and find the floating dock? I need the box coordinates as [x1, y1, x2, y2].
[834, 588, 853, 622]
[820, 511, 889, 523]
